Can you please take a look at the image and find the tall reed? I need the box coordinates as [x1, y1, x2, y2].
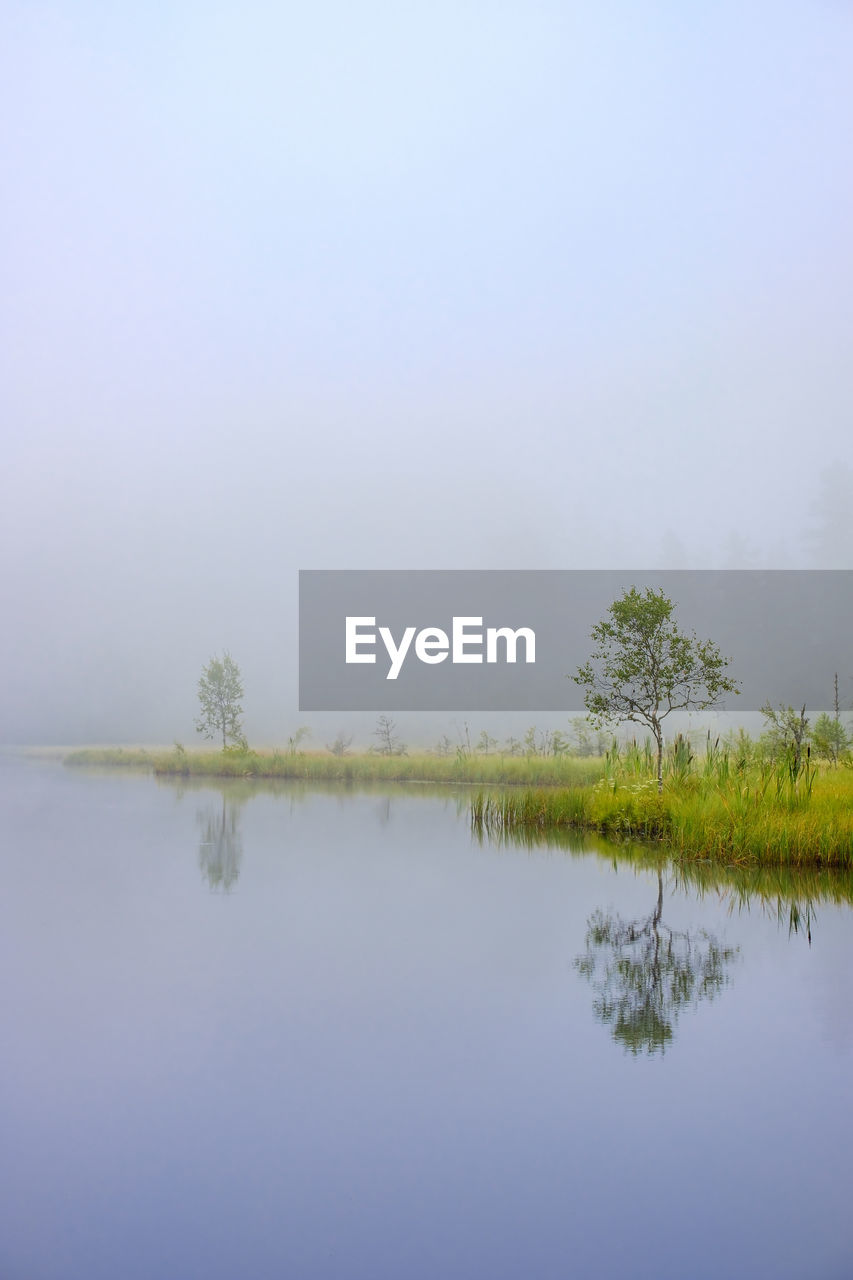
[471, 760, 853, 867]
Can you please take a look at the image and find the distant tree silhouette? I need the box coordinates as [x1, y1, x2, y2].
[807, 463, 853, 567]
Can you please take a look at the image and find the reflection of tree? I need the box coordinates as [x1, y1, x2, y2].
[575, 872, 738, 1055]
[198, 795, 243, 892]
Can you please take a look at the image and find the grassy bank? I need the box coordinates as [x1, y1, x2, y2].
[63, 745, 605, 788]
[471, 765, 853, 867]
[62, 742, 853, 866]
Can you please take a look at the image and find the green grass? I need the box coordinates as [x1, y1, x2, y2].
[63, 745, 605, 787]
[62, 740, 853, 866]
[63, 746, 156, 767]
[471, 764, 853, 867]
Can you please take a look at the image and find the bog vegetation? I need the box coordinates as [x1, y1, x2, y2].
[63, 738, 605, 787]
[471, 726, 853, 867]
[64, 706, 853, 866]
[64, 609, 853, 868]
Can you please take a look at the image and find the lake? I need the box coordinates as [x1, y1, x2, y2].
[2, 755, 852, 1279]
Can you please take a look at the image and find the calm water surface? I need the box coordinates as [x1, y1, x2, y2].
[2, 757, 852, 1280]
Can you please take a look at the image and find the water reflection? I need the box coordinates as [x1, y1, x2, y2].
[197, 795, 244, 892]
[479, 817, 853, 946]
[167, 775, 851, 950]
[8, 760, 853, 1279]
[575, 870, 739, 1055]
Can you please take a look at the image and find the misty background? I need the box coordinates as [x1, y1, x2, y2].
[2, 1, 852, 745]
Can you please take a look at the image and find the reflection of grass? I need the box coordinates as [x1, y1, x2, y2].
[154, 772, 475, 817]
[65, 746, 604, 787]
[471, 768, 853, 867]
[475, 816, 853, 930]
[666, 857, 853, 938]
[62, 745, 853, 867]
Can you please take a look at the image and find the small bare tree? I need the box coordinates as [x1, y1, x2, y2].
[371, 715, 406, 756]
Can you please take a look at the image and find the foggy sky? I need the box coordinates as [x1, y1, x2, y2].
[2, 1, 852, 744]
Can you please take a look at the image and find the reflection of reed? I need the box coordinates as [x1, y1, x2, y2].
[198, 795, 243, 892]
[475, 817, 853, 941]
[667, 861, 826, 943]
[575, 871, 738, 1056]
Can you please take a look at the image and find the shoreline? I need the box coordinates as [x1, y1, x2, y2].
[56, 745, 853, 869]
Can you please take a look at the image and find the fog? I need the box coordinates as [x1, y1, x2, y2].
[2, 1, 852, 745]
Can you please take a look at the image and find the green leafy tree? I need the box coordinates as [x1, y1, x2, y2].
[811, 713, 850, 766]
[760, 702, 810, 770]
[570, 716, 612, 757]
[195, 651, 245, 749]
[287, 726, 311, 754]
[810, 674, 852, 766]
[475, 729, 498, 755]
[573, 587, 739, 792]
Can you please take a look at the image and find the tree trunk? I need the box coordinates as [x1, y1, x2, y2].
[655, 726, 663, 794]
